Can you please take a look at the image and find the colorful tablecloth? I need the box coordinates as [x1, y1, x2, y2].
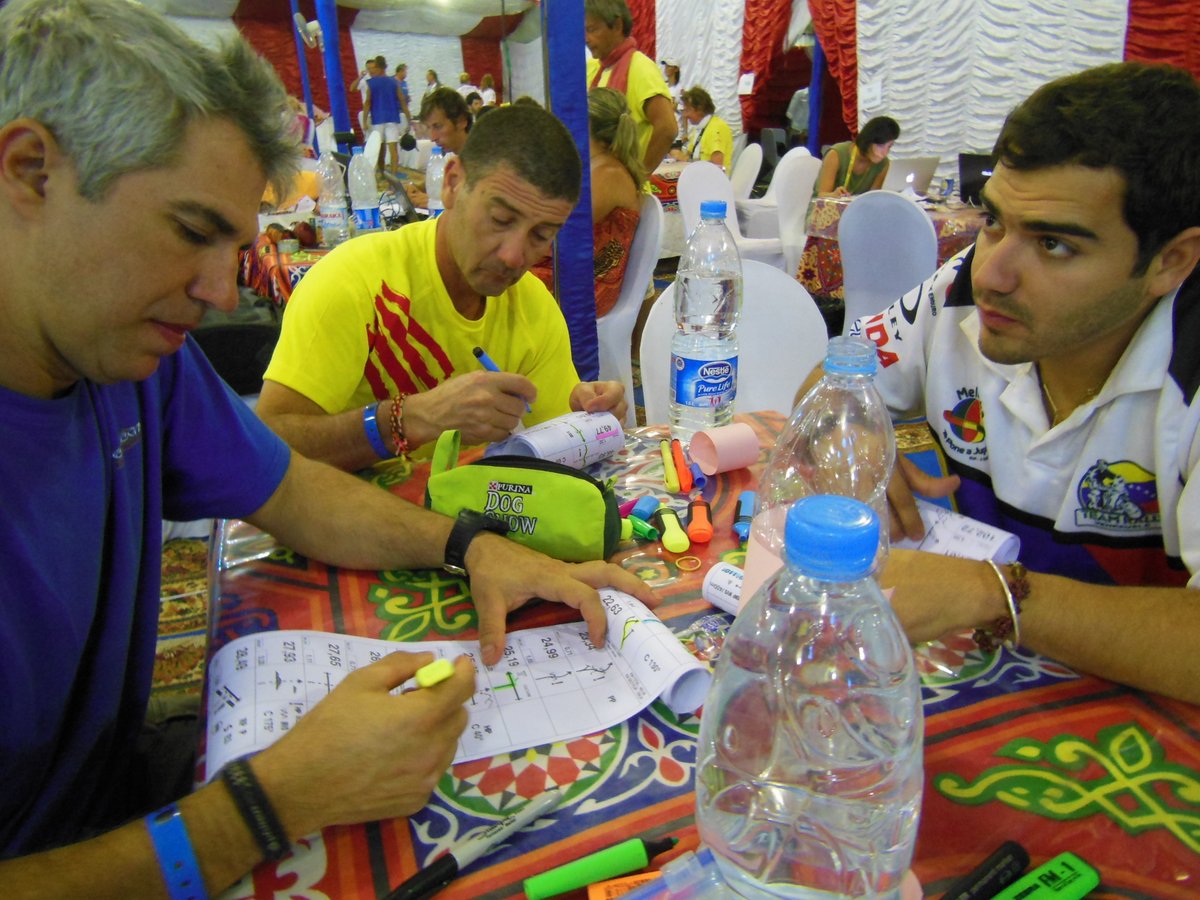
[798, 196, 984, 301]
[239, 234, 328, 307]
[206, 414, 1200, 899]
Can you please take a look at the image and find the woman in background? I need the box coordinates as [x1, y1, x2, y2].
[670, 86, 733, 173]
[814, 115, 900, 197]
[479, 73, 498, 106]
[531, 87, 645, 317]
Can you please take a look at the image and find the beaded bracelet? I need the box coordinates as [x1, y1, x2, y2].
[221, 759, 290, 862]
[362, 402, 392, 459]
[145, 803, 207, 900]
[388, 393, 411, 457]
[973, 560, 1029, 653]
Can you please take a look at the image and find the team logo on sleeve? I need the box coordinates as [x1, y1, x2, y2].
[1075, 459, 1159, 530]
[939, 388, 988, 459]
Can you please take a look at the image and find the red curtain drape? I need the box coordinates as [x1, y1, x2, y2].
[1124, 0, 1200, 79]
[739, 0, 807, 134]
[807, 0, 857, 135]
[235, 0, 363, 139]
[627, 0, 657, 62]
[460, 13, 525, 99]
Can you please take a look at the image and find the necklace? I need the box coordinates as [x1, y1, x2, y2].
[1039, 371, 1101, 426]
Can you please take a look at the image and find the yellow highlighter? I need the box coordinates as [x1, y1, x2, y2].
[660, 439, 681, 492]
[653, 507, 691, 553]
[415, 657, 456, 688]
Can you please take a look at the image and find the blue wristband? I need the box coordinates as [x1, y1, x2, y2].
[362, 402, 392, 459]
[145, 803, 207, 900]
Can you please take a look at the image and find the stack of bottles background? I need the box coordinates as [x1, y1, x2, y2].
[347, 146, 381, 234]
[741, 336, 895, 600]
[696, 495, 923, 898]
[316, 150, 350, 249]
[425, 145, 446, 216]
[669, 199, 742, 443]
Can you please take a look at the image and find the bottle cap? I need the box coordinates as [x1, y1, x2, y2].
[784, 495, 877, 580]
[430, 145, 444, 156]
[351, 146, 363, 155]
[823, 335, 877, 376]
[699, 200, 727, 220]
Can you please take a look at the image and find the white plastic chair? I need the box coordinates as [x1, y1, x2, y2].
[676, 161, 785, 270]
[729, 143, 762, 200]
[638, 260, 829, 424]
[838, 191, 938, 334]
[313, 118, 335, 156]
[776, 153, 824, 276]
[596, 193, 664, 427]
[736, 146, 814, 239]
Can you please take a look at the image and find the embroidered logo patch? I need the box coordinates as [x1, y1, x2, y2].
[1074, 459, 1159, 530]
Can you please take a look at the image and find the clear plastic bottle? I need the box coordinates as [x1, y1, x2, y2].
[348, 146, 381, 234]
[741, 336, 895, 601]
[696, 495, 923, 899]
[316, 150, 350, 249]
[669, 199, 742, 443]
[425, 145, 446, 216]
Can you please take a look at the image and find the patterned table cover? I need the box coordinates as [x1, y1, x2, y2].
[239, 234, 328, 307]
[798, 196, 985, 301]
[206, 413, 1200, 899]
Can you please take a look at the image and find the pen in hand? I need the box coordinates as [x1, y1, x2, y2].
[473, 345, 532, 413]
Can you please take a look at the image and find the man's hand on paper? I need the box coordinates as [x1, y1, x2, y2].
[877, 548, 1003, 644]
[254, 650, 475, 835]
[886, 455, 960, 541]
[569, 380, 627, 425]
[465, 532, 659, 666]
[404, 370, 536, 448]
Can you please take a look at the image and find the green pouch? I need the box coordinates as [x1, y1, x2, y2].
[424, 430, 621, 562]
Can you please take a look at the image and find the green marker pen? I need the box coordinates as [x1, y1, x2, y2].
[990, 852, 1100, 900]
[628, 515, 660, 541]
[522, 836, 676, 900]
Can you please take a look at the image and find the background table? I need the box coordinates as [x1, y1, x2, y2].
[648, 159, 687, 259]
[798, 196, 984, 300]
[239, 235, 327, 307]
[206, 414, 1200, 899]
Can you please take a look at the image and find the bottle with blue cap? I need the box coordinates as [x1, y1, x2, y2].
[695, 495, 923, 899]
[669, 199, 742, 443]
[741, 335, 895, 601]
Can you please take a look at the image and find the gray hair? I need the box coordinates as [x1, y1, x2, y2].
[584, 0, 633, 36]
[0, 0, 300, 201]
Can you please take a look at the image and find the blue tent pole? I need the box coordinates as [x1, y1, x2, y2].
[288, 0, 318, 155]
[544, 0, 598, 381]
[806, 36, 825, 157]
[314, 0, 352, 153]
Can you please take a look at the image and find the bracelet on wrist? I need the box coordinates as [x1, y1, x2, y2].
[388, 393, 411, 457]
[145, 803, 207, 900]
[362, 402, 392, 459]
[221, 758, 290, 862]
[973, 559, 1029, 653]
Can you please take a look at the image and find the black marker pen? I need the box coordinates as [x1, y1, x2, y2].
[940, 840, 1030, 900]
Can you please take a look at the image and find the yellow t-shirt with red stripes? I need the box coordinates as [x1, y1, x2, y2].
[264, 219, 579, 453]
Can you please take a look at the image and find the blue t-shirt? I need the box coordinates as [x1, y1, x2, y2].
[368, 74, 401, 124]
[0, 339, 290, 855]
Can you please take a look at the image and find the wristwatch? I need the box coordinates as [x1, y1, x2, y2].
[443, 509, 510, 578]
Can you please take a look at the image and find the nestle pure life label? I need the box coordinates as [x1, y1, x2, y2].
[671, 354, 738, 408]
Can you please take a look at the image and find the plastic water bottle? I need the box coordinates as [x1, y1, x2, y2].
[696, 495, 923, 899]
[316, 150, 350, 249]
[741, 336, 895, 601]
[425, 145, 446, 216]
[348, 146, 381, 234]
[669, 200, 742, 443]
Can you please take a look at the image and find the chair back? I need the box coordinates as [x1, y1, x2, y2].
[639, 260, 829, 424]
[760, 127, 786, 171]
[730, 143, 762, 200]
[596, 193, 664, 427]
[760, 145, 812, 202]
[677, 160, 739, 238]
[775, 153, 823, 275]
[839, 191, 937, 333]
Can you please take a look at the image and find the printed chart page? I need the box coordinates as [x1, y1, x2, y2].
[205, 591, 709, 779]
[484, 411, 624, 469]
[893, 498, 1020, 562]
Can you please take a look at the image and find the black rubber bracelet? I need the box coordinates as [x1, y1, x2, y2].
[221, 758, 290, 862]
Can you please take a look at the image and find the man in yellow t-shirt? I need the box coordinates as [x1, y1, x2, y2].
[670, 86, 734, 174]
[584, 0, 676, 172]
[258, 105, 627, 471]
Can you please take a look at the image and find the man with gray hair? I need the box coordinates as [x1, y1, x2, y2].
[0, 0, 653, 891]
[258, 103, 628, 468]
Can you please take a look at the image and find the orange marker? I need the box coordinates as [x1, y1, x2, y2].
[687, 499, 714, 543]
[671, 439, 693, 492]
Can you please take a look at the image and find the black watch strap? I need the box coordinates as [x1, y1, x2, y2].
[443, 509, 510, 577]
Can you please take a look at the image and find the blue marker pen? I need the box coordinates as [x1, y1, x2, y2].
[733, 491, 755, 542]
[473, 345, 531, 412]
